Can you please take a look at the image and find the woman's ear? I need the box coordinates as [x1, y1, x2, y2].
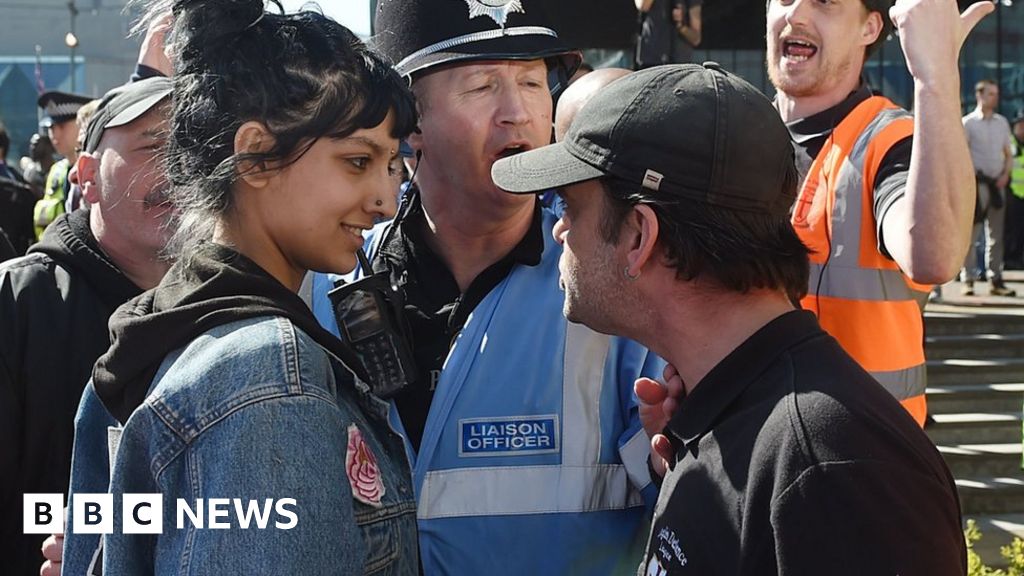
[233, 121, 275, 189]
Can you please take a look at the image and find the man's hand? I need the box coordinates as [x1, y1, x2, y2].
[138, 12, 174, 76]
[889, 0, 993, 86]
[39, 531, 63, 576]
[997, 173, 1011, 191]
[636, 363, 685, 478]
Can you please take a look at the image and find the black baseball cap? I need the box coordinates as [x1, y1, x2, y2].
[83, 77, 172, 154]
[37, 90, 93, 125]
[373, 0, 581, 90]
[492, 63, 797, 217]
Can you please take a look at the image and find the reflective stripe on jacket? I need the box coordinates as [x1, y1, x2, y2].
[791, 96, 928, 426]
[33, 159, 70, 239]
[1011, 142, 1024, 199]
[313, 207, 664, 575]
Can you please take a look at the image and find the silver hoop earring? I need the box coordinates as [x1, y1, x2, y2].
[624, 266, 640, 281]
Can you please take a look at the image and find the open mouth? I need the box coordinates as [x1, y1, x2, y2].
[496, 144, 528, 160]
[782, 39, 818, 62]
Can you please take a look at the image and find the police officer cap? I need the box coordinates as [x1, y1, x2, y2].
[374, 0, 581, 91]
[37, 90, 93, 125]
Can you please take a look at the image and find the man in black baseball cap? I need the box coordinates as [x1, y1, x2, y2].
[311, 2, 666, 574]
[1, 77, 173, 576]
[493, 63, 966, 575]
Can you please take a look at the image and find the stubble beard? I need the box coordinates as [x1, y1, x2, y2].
[562, 255, 625, 336]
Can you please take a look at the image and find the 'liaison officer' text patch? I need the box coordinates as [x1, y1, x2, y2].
[458, 415, 560, 457]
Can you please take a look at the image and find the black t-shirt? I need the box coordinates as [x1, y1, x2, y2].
[639, 311, 965, 576]
[374, 190, 544, 451]
[786, 84, 912, 259]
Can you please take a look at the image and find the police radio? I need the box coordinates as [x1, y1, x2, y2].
[328, 248, 416, 399]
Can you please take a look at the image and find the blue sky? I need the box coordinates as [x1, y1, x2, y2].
[278, 0, 370, 36]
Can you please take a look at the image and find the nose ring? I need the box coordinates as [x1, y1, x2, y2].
[375, 199, 384, 207]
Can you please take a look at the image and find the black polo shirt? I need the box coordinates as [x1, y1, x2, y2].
[639, 311, 965, 576]
[373, 190, 544, 451]
[786, 84, 912, 259]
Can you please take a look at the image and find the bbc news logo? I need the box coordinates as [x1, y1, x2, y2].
[24, 494, 298, 534]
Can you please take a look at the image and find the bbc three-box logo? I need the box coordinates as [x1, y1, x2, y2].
[24, 494, 298, 534]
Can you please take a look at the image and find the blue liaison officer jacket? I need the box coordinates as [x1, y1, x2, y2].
[312, 208, 665, 575]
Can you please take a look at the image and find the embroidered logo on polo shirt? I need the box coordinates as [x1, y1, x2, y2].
[346, 424, 386, 508]
[458, 415, 560, 457]
[653, 526, 688, 570]
[463, 0, 524, 27]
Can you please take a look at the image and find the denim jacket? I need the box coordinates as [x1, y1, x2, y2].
[63, 316, 417, 575]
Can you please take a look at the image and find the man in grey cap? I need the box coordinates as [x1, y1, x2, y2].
[493, 63, 965, 576]
[311, 1, 665, 574]
[0, 76, 173, 576]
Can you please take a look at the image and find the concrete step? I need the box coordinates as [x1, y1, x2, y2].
[927, 358, 1024, 386]
[965, 513, 1024, 569]
[926, 311, 1024, 336]
[937, 442, 1023, 477]
[926, 383, 1024, 414]
[956, 475, 1024, 515]
[926, 412, 1024, 445]
[926, 333, 1024, 359]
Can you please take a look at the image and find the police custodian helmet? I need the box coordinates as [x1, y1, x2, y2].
[373, 0, 582, 93]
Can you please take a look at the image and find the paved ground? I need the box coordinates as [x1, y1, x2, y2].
[927, 270, 1024, 314]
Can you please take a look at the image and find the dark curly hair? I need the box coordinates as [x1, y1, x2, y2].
[134, 0, 416, 256]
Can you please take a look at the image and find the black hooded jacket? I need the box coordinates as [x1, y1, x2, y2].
[0, 210, 143, 576]
[91, 242, 368, 426]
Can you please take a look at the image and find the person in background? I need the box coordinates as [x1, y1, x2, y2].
[635, 0, 702, 68]
[33, 90, 93, 239]
[767, 0, 992, 425]
[961, 80, 1016, 296]
[63, 99, 101, 213]
[0, 123, 24, 181]
[20, 134, 56, 200]
[1006, 114, 1024, 270]
[0, 77, 174, 576]
[555, 67, 631, 142]
[0, 124, 34, 256]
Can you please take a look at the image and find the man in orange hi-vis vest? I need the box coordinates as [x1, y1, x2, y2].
[767, 0, 994, 427]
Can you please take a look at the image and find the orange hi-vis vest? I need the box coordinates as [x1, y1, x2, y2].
[791, 96, 929, 428]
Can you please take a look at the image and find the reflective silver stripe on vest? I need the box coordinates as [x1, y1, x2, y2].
[808, 262, 919, 302]
[870, 364, 926, 400]
[417, 322, 644, 520]
[619, 428, 652, 491]
[561, 321, 609, 466]
[823, 107, 913, 270]
[395, 26, 559, 75]
[417, 465, 645, 519]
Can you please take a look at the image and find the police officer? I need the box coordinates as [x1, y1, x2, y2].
[312, 1, 665, 574]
